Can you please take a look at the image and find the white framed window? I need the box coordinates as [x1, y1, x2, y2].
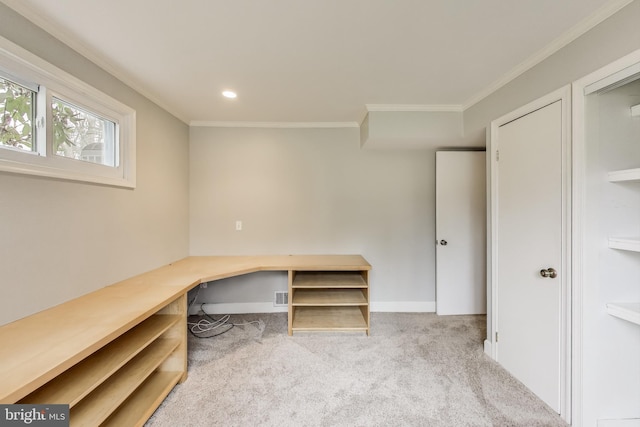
[0, 36, 136, 188]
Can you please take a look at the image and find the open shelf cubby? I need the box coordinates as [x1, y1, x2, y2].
[289, 271, 370, 335]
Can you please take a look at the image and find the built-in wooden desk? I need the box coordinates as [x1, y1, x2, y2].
[0, 255, 370, 426]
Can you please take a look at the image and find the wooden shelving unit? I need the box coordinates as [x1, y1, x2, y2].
[0, 255, 370, 425]
[13, 294, 187, 427]
[19, 314, 180, 406]
[289, 271, 370, 335]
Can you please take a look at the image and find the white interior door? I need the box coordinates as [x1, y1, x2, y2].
[496, 100, 563, 413]
[436, 151, 486, 315]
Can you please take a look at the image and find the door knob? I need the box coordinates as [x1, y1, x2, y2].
[539, 268, 557, 278]
[440, 240, 448, 246]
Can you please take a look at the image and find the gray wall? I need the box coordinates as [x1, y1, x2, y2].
[465, 0, 640, 344]
[0, 4, 190, 325]
[2, 0, 638, 326]
[189, 126, 435, 309]
[464, 0, 640, 141]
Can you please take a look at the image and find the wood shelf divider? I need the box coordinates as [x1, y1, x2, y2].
[101, 371, 183, 427]
[70, 338, 179, 426]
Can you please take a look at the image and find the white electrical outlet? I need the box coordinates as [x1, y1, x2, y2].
[235, 220, 242, 231]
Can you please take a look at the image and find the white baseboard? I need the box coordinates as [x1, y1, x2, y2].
[190, 301, 437, 315]
[598, 419, 640, 427]
[189, 302, 288, 316]
[370, 301, 436, 312]
[484, 339, 494, 358]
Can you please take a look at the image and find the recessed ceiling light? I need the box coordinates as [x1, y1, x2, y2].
[222, 90, 237, 99]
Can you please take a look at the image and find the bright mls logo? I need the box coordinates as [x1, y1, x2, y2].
[0, 405, 68, 426]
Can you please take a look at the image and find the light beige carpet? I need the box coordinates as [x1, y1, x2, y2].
[146, 313, 568, 427]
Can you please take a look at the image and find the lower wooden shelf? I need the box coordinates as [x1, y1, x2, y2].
[19, 314, 179, 407]
[102, 370, 183, 427]
[293, 288, 367, 305]
[292, 306, 368, 332]
[70, 338, 179, 426]
[291, 271, 368, 288]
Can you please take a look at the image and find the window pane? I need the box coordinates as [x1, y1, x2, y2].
[0, 76, 35, 152]
[52, 97, 117, 167]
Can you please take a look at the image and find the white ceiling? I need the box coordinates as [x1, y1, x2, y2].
[1, 0, 627, 124]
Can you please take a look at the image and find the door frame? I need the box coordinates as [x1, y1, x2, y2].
[486, 85, 572, 422]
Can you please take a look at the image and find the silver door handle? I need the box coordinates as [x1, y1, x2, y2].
[540, 268, 557, 278]
[439, 240, 448, 246]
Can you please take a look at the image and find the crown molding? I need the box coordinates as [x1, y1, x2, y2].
[461, 0, 634, 110]
[190, 121, 360, 129]
[0, 0, 190, 124]
[2, 0, 632, 122]
[366, 104, 462, 112]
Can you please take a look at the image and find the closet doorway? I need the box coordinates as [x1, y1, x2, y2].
[435, 151, 486, 315]
[489, 86, 571, 419]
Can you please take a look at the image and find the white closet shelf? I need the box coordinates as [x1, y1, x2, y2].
[608, 168, 640, 182]
[608, 237, 640, 252]
[606, 303, 640, 326]
[631, 103, 640, 117]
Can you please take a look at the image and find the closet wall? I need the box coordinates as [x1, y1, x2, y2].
[581, 75, 640, 425]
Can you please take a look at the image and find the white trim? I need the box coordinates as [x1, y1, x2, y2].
[584, 62, 640, 95]
[189, 302, 288, 316]
[462, 0, 633, 110]
[577, 49, 640, 94]
[0, 35, 136, 188]
[2, 0, 631, 126]
[571, 48, 640, 427]
[488, 85, 572, 423]
[370, 301, 436, 313]
[484, 339, 494, 358]
[597, 419, 640, 427]
[190, 121, 359, 129]
[365, 104, 463, 113]
[571, 70, 587, 427]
